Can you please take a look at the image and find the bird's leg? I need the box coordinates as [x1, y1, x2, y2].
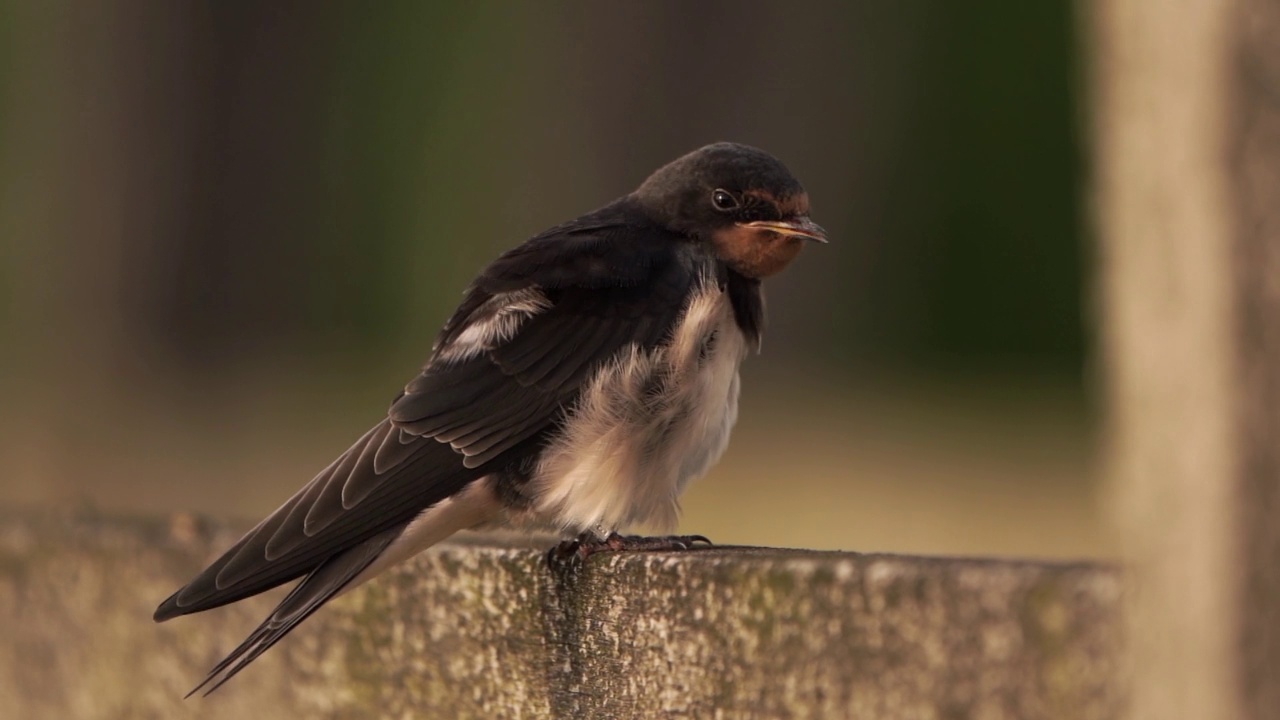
[547, 531, 596, 565]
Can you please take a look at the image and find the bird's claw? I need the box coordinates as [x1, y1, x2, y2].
[545, 532, 713, 568]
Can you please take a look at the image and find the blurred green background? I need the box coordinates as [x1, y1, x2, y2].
[0, 1, 1104, 558]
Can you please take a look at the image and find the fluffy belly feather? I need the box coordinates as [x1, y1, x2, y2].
[531, 284, 747, 535]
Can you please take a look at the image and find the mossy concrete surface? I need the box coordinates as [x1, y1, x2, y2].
[0, 512, 1124, 719]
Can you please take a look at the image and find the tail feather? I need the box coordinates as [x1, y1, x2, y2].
[188, 524, 404, 697]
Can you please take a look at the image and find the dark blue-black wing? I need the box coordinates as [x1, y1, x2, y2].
[388, 206, 708, 468]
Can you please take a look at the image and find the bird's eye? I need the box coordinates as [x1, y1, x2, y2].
[711, 189, 739, 211]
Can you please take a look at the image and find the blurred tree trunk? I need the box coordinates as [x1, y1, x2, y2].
[1095, 0, 1280, 717]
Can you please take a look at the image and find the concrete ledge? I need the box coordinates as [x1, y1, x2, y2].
[0, 513, 1124, 719]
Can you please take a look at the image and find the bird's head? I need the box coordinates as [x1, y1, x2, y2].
[633, 142, 826, 279]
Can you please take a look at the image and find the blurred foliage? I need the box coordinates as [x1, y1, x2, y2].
[871, 2, 1084, 376]
[144, 3, 531, 367]
[0, 0, 1085, 381]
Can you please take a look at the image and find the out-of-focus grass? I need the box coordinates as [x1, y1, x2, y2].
[0, 363, 1104, 560]
[685, 372, 1105, 559]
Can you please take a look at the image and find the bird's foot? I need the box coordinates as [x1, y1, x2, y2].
[546, 532, 712, 566]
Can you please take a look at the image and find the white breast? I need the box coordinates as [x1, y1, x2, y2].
[530, 283, 748, 535]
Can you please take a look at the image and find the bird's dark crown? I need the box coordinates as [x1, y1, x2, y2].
[632, 142, 809, 235]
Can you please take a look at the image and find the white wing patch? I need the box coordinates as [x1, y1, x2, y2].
[530, 282, 747, 535]
[435, 288, 551, 364]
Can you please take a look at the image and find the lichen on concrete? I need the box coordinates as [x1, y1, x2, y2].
[0, 513, 1123, 719]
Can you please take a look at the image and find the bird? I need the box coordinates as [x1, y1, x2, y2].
[154, 141, 827, 695]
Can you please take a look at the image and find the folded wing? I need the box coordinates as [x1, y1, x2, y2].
[155, 204, 710, 624]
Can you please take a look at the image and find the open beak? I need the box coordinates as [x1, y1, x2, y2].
[741, 217, 829, 243]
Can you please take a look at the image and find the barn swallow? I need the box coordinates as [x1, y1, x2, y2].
[154, 142, 826, 695]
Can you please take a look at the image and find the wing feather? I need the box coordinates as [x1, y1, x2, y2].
[156, 428, 476, 619]
[188, 525, 404, 697]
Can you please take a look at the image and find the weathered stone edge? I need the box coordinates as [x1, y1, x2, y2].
[0, 512, 1125, 720]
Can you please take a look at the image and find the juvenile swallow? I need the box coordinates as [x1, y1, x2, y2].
[155, 142, 826, 694]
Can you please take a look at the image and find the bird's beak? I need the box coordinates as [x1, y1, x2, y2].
[740, 217, 829, 243]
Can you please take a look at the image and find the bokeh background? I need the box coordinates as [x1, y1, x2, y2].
[0, 1, 1103, 558]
